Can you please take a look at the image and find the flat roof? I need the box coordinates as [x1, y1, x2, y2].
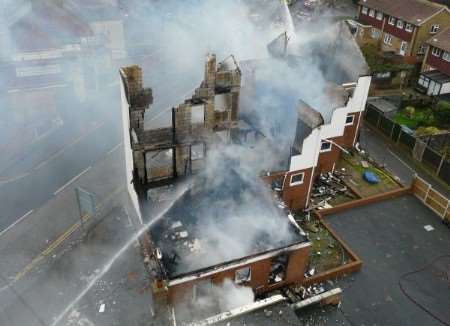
[322, 195, 450, 325]
[367, 97, 399, 114]
[150, 171, 307, 279]
[422, 69, 450, 83]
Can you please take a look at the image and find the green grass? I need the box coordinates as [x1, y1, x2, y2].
[394, 108, 435, 130]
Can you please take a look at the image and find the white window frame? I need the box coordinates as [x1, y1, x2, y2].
[417, 44, 426, 55]
[432, 47, 442, 57]
[443, 51, 450, 62]
[361, 6, 368, 15]
[345, 114, 355, 126]
[430, 24, 440, 34]
[388, 16, 396, 25]
[396, 19, 404, 29]
[235, 267, 251, 284]
[384, 33, 392, 45]
[320, 141, 332, 153]
[376, 12, 383, 21]
[369, 9, 375, 17]
[290, 172, 304, 186]
[405, 23, 413, 32]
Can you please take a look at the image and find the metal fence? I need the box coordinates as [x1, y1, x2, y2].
[364, 105, 450, 185]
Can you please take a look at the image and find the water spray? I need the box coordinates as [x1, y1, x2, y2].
[50, 184, 190, 326]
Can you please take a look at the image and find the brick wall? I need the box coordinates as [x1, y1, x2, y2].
[281, 168, 313, 210]
[166, 244, 309, 303]
[426, 46, 450, 75]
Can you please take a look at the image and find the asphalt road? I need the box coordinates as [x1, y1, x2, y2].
[0, 205, 154, 326]
[0, 119, 121, 233]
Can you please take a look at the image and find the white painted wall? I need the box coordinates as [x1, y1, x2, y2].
[120, 71, 143, 224]
[441, 81, 450, 94]
[289, 76, 371, 172]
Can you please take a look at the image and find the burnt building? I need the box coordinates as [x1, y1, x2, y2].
[120, 24, 370, 312]
[120, 54, 311, 307]
[120, 54, 241, 199]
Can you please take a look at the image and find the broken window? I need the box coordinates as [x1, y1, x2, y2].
[145, 148, 173, 181]
[268, 254, 289, 285]
[191, 143, 205, 160]
[290, 172, 304, 186]
[192, 279, 212, 302]
[320, 141, 332, 152]
[192, 104, 205, 124]
[345, 114, 354, 125]
[235, 266, 251, 284]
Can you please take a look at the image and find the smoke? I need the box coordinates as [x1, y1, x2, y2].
[174, 278, 254, 323]
[0, 0, 369, 325]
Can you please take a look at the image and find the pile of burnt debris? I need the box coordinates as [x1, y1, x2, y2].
[308, 170, 357, 209]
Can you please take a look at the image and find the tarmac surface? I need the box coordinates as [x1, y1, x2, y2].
[326, 195, 450, 326]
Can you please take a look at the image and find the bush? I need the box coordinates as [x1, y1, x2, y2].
[434, 101, 450, 125]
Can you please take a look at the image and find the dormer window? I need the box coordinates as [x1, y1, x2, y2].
[405, 23, 413, 32]
[376, 12, 383, 20]
[432, 47, 442, 57]
[396, 19, 404, 29]
[430, 24, 440, 34]
[369, 9, 375, 17]
[361, 6, 368, 15]
[388, 16, 396, 25]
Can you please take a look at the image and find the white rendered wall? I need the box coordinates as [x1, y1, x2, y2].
[120, 72, 144, 224]
[289, 76, 371, 172]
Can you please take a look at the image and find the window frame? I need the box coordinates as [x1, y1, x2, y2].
[290, 172, 305, 186]
[235, 266, 251, 284]
[369, 8, 375, 17]
[443, 51, 450, 62]
[396, 19, 404, 29]
[430, 24, 440, 34]
[417, 44, 426, 55]
[320, 141, 332, 153]
[361, 6, 368, 15]
[383, 33, 392, 45]
[432, 47, 442, 57]
[345, 114, 355, 126]
[388, 16, 396, 25]
[376, 12, 383, 21]
[405, 23, 413, 32]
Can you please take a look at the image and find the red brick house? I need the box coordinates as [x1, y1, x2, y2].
[418, 26, 450, 95]
[353, 0, 450, 62]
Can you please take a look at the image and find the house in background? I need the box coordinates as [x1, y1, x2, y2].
[417, 26, 450, 95]
[353, 0, 450, 62]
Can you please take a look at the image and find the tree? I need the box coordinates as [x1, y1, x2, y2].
[433, 101, 450, 125]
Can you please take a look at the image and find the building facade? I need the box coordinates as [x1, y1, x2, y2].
[353, 0, 450, 62]
[418, 26, 450, 95]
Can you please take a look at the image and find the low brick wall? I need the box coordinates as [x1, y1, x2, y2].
[303, 186, 412, 286]
[317, 186, 412, 216]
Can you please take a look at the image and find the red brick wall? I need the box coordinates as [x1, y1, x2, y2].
[358, 7, 384, 29]
[167, 245, 309, 303]
[426, 47, 450, 75]
[316, 112, 361, 174]
[281, 168, 313, 210]
[384, 21, 414, 42]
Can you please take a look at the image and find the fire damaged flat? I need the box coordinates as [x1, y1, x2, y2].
[119, 23, 372, 322]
